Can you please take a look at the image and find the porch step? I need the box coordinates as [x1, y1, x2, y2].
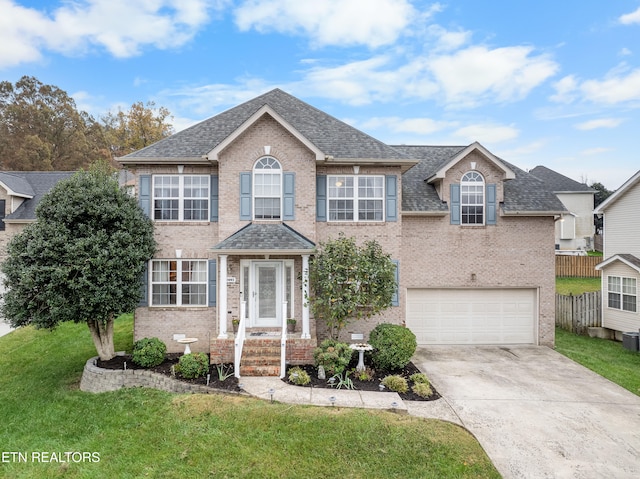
[240, 338, 281, 377]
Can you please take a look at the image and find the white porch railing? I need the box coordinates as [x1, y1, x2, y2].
[234, 301, 247, 379]
[280, 301, 288, 379]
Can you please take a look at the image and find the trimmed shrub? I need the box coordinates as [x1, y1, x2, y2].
[131, 337, 166, 368]
[177, 353, 209, 379]
[313, 339, 353, 376]
[352, 367, 375, 382]
[412, 382, 433, 398]
[369, 323, 417, 371]
[409, 372, 429, 385]
[288, 366, 311, 386]
[381, 374, 408, 394]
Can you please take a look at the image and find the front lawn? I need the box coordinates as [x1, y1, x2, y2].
[555, 328, 640, 397]
[0, 316, 499, 479]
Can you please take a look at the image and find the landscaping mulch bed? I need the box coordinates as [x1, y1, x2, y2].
[97, 354, 241, 393]
[282, 359, 440, 402]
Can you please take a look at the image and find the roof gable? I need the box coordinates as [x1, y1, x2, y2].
[120, 88, 414, 165]
[427, 142, 515, 182]
[595, 253, 640, 273]
[2, 172, 75, 221]
[594, 169, 640, 214]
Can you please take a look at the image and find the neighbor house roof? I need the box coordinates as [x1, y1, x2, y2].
[594, 169, 640, 214]
[395, 145, 567, 215]
[0, 172, 75, 222]
[119, 88, 416, 166]
[595, 253, 640, 273]
[212, 223, 315, 254]
[529, 166, 595, 193]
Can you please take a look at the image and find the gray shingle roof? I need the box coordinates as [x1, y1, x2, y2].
[121, 88, 410, 162]
[394, 146, 567, 214]
[0, 172, 75, 221]
[529, 166, 594, 193]
[213, 223, 315, 253]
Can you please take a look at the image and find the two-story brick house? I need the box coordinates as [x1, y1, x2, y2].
[119, 89, 565, 376]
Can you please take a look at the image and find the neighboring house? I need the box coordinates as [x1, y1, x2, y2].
[594, 170, 640, 337]
[530, 165, 595, 252]
[119, 89, 565, 375]
[0, 171, 75, 295]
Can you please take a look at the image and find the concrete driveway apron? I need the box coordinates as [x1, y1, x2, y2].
[412, 346, 640, 479]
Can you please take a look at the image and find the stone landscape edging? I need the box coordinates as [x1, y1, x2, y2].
[79, 356, 242, 396]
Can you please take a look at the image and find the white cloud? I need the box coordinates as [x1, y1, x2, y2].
[0, 0, 216, 68]
[428, 46, 558, 107]
[580, 67, 640, 104]
[581, 147, 613, 156]
[550, 75, 579, 103]
[620, 7, 640, 25]
[452, 122, 519, 143]
[574, 118, 623, 130]
[361, 116, 455, 135]
[233, 0, 415, 48]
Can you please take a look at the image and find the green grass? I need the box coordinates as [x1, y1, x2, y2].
[0, 316, 498, 479]
[555, 328, 640, 396]
[555, 276, 601, 295]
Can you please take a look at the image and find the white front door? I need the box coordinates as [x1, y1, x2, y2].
[252, 262, 282, 327]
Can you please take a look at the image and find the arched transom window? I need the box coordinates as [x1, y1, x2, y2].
[461, 171, 484, 225]
[253, 157, 281, 219]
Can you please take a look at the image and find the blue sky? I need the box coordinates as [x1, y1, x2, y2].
[2, 0, 640, 190]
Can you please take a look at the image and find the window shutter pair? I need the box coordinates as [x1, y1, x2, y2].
[240, 172, 295, 220]
[138, 174, 219, 221]
[315, 175, 398, 221]
[138, 259, 217, 307]
[449, 183, 496, 225]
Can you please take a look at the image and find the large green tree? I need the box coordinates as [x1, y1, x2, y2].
[306, 235, 397, 340]
[102, 101, 174, 157]
[1, 163, 156, 360]
[0, 76, 109, 170]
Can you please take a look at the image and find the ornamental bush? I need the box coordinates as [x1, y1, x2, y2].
[313, 339, 353, 376]
[288, 366, 311, 386]
[412, 382, 433, 398]
[131, 337, 166, 368]
[369, 323, 417, 371]
[381, 374, 408, 394]
[177, 353, 209, 379]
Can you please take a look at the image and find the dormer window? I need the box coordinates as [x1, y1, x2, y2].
[461, 171, 484, 225]
[253, 157, 282, 220]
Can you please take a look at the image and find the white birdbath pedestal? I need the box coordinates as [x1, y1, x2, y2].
[177, 338, 198, 355]
[349, 343, 373, 371]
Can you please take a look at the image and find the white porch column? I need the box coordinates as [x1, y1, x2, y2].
[218, 254, 228, 339]
[301, 254, 311, 339]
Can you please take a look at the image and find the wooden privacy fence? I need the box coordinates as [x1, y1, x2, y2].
[555, 256, 602, 277]
[555, 291, 601, 334]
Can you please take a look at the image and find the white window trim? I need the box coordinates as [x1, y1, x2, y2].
[327, 174, 385, 222]
[152, 175, 210, 222]
[461, 171, 485, 226]
[253, 157, 282, 221]
[150, 259, 208, 307]
[606, 275, 637, 312]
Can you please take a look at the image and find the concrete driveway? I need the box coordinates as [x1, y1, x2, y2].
[411, 346, 640, 479]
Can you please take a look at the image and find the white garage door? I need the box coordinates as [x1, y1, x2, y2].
[406, 288, 536, 345]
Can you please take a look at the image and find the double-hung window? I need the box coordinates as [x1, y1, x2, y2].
[461, 171, 484, 225]
[607, 276, 637, 312]
[254, 157, 281, 220]
[151, 260, 207, 306]
[328, 175, 384, 221]
[153, 175, 209, 221]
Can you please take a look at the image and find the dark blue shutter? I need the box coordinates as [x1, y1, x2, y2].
[0, 199, 5, 231]
[139, 175, 151, 217]
[450, 184, 461, 225]
[385, 175, 398, 222]
[210, 175, 219, 222]
[283, 172, 295, 220]
[391, 260, 400, 307]
[240, 173, 252, 220]
[486, 184, 497, 225]
[208, 260, 217, 307]
[138, 263, 148, 307]
[316, 175, 327, 221]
